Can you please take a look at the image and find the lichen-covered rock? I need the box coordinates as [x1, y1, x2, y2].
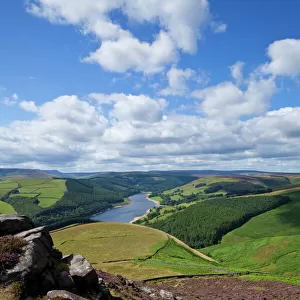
[15, 226, 54, 251]
[63, 254, 98, 292]
[5, 226, 55, 286]
[47, 290, 89, 300]
[0, 215, 34, 236]
[159, 289, 175, 300]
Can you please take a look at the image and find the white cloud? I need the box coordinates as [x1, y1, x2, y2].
[19, 101, 38, 113]
[1, 93, 19, 106]
[90, 93, 168, 123]
[159, 66, 210, 96]
[2, 91, 300, 172]
[83, 31, 178, 74]
[261, 39, 300, 77]
[211, 21, 227, 33]
[26, 0, 219, 73]
[230, 61, 245, 85]
[192, 77, 276, 119]
[159, 67, 197, 96]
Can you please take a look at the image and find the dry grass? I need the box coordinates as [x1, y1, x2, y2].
[98, 261, 179, 280]
[0, 282, 24, 300]
[51, 223, 168, 262]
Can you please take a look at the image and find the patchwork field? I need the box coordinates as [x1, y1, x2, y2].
[162, 176, 238, 200]
[9, 178, 66, 208]
[202, 191, 300, 276]
[51, 223, 226, 280]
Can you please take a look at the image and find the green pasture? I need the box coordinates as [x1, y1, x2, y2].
[163, 176, 238, 201]
[0, 201, 16, 214]
[0, 180, 18, 197]
[3, 178, 66, 208]
[51, 223, 221, 280]
[202, 191, 300, 276]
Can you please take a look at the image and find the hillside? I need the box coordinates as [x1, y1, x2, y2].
[51, 222, 229, 280]
[202, 191, 300, 277]
[137, 175, 299, 245]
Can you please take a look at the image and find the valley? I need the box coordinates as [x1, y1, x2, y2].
[91, 193, 157, 223]
[2, 168, 300, 297]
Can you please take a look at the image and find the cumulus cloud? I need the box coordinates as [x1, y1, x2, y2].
[2, 93, 19, 106]
[26, 0, 222, 73]
[1, 90, 300, 171]
[159, 67, 208, 96]
[90, 93, 168, 123]
[261, 39, 300, 77]
[1, 92, 300, 171]
[159, 67, 196, 96]
[83, 31, 178, 74]
[211, 21, 227, 33]
[19, 101, 38, 113]
[230, 61, 245, 85]
[192, 77, 276, 119]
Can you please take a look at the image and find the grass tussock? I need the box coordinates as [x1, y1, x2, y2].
[0, 282, 24, 300]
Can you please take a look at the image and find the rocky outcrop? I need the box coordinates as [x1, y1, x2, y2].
[0, 215, 114, 300]
[0, 214, 34, 236]
[63, 254, 98, 292]
[1, 214, 178, 300]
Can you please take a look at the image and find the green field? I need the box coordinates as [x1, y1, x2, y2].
[0, 200, 16, 214]
[150, 196, 163, 202]
[8, 178, 66, 208]
[202, 191, 300, 276]
[51, 223, 225, 280]
[0, 180, 18, 197]
[163, 176, 237, 200]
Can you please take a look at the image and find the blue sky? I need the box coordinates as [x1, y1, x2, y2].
[0, 0, 300, 172]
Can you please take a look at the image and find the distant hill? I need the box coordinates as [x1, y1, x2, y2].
[1, 168, 299, 180]
[0, 168, 53, 179]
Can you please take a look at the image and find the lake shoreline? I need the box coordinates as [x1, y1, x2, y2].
[129, 193, 160, 224]
[91, 193, 158, 223]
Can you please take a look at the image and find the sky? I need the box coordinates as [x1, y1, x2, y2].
[0, 0, 300, 172]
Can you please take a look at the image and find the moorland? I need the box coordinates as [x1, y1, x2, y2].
[2, 168, 300, 295]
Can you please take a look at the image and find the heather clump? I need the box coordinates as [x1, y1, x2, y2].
[0, 236, 27, 272]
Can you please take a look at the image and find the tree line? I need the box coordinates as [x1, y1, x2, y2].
[149, 195, 290, 248]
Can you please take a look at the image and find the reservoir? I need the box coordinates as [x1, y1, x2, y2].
[91, 193, 157, 223]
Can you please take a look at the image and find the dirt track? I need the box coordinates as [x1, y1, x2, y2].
[167, 233, 217, 262]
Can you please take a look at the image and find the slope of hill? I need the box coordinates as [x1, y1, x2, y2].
[51, 223, 229, 280]
[202, 191, 300, 276]
[140, 174, 299, 236]
[147, 194, 290, 248]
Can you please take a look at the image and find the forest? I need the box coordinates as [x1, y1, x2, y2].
[149, 195, 290, 248]
[5, 178, 131, 228]
[1, 173, 196, 229]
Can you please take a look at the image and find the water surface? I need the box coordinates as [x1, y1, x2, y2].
[91, 193, 156, 223]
